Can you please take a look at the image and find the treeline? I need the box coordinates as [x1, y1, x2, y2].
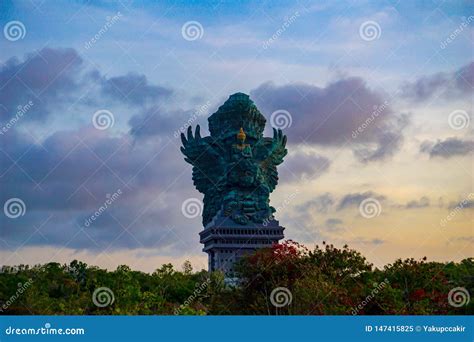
[0, 241, 472, 315]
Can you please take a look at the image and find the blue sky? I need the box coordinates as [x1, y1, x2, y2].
[0, 0, 472, 271]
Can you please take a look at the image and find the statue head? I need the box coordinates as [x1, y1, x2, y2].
[208, 93, 266, 141]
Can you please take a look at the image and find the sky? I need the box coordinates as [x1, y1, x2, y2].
[0, 0, 472, 272]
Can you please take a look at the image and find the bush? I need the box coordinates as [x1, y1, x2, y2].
[0, 241, 471, 315]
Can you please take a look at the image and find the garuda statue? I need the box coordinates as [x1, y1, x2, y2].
[180, 93, 287, 226]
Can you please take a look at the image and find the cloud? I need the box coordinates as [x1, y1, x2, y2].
[349, 238, 385, 245]
[420, 137, 474, 158]
[0, 126, 197, 251]
[279, 150, 331, 183]
[100, 73, 172, 106]
[400, 61, 473, 101]
[251, 78, 410, 162]
[337, 191, 385, 211]
[128, 106, 209, 140]
[448, 199, 474, 210]
[447, 236, 474, 246]
[0, 47, 176, 133]
[296, 193, 334, 215]
[325, 218, 343, 226]
[0, 48, 205, 252]
[324, 218, 344, 232]
[0, 48, 83, 123]
[403, 196, 430, 209]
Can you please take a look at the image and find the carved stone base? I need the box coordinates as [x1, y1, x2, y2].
[199, 211, 285, 276]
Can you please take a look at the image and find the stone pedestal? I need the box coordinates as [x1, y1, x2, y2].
[199, 211, 284, 276]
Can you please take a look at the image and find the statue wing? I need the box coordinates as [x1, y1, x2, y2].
[180, 125, 226, 224]
[255, 128, 288, 192]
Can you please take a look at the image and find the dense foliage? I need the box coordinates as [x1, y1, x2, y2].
[0, 241, 472, 315]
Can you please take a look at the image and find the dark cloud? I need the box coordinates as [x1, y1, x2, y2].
[448, 199, 474, 210]
[0, 48, 205, 252]
[251, 78, 410, 162]
[279, 150, 330, 183]
[0, 126, 197, 251]
[324, 218, 344, 232]
[420, 137, 474, 158]
[401, 61, 473, 101]
[128, 106, 208, 139]
[296, 193, 334, 214]
[404, 196, 430, 209]
[337, 191, 385, 211]
[0, 47, 83, 122]
[355, 238, 384, 245]
[325, 218, 343, 226]
[0, 47, 175, 133]
[447, 236, 474, 245]
[101, 73, 172, 105]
